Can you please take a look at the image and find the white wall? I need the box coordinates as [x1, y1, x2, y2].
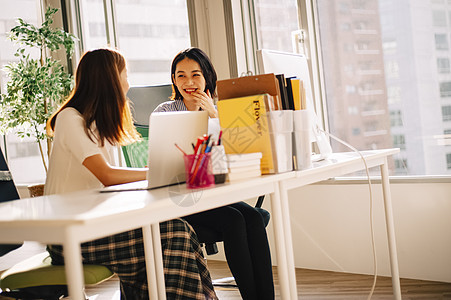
[208, 180, 451, 283]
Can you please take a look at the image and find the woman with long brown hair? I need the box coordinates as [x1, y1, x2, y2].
[45, 48, 217, 299]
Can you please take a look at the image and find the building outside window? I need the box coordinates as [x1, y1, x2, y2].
[314, 0, 451, 175]
[252, 0, 451, 176]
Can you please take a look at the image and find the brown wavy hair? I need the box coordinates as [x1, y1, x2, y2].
[47, 48, 139, 146]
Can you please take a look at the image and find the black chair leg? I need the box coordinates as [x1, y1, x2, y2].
[255, 195, 265, 208]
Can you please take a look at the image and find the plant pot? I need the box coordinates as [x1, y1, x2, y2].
[28, 184, 45, 197]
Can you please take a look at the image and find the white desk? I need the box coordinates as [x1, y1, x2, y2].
[0, 172, 294, 300]
[278, 148, 401, 299]
[0, 149, 401, 299]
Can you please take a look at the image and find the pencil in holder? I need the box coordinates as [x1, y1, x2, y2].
[184, 153, 215, 189]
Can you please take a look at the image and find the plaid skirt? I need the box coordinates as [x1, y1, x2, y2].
[48, 218, 217, 300]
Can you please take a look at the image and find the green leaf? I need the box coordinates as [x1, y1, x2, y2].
[0, 6, 77, 150]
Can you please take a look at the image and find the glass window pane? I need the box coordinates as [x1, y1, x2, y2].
[433, 10, 447, 27]
[80, 0, 108, 49]
[114, 0, 191, 85]
[316, 0, 451, 175]
[254, 0, 299, 52]
[0, 0, 46, 184]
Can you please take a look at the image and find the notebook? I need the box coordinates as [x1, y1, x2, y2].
[101, 110, 208, 192]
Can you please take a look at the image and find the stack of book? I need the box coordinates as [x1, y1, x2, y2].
[226, 152, 262, 181]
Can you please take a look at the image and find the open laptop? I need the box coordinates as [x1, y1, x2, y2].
[101, 110, 208, 192]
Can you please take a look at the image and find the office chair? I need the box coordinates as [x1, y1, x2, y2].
[122, 124, 270, 256]
[0, 147, 23, 257]
[0, 148, 114, 300]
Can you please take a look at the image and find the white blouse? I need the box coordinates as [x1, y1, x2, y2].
[44, 108, 116, 195]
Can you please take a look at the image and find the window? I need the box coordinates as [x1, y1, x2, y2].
[114, 1, 190, 85]
[393, 134, 406, 150]
[0, 0, 45, 184]
[447, 153, 451, 169]
[314, 0, 451, 175]
[433, 10, 447, 27]
[394, 158, 408, 174]
[346, 85, 356, 94]
[443, 105, 451, 121]
[254, 0, 299, 53]
[390, 110, 403, 127]
[382, 40, 397, 55]
[440, 82, 451, 97]
[437, 58, 450, 73]
[435, 33, 449, 50]
[385, 60, 399, 78]
[79, 0, 191, 86]
[79, 0, 108, 49]
[352, 128, 361, 135]
[387, 86, 401, 104]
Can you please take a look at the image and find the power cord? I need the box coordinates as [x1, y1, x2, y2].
[318, 128, 377, 300]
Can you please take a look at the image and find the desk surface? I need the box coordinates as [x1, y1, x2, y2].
[0, 172, 293, 243]
[0, 149, 398, 226]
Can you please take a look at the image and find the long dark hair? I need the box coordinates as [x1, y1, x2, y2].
[171, 47, 217, 100]
[47, 48, 139, 146]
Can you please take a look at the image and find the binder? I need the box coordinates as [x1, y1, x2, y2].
[217, 73, 282, 110]
[276, 74, 290, 110]
[285, 77, 295, 110]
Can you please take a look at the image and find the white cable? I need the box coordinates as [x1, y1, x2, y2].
[318, 128, 377, 300]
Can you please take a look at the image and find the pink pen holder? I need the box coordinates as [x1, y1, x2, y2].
[184, 153, 215, 189]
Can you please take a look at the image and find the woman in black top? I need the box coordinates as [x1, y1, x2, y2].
[154, 47, 275, 300]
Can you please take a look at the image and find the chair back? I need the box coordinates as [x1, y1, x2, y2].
[127, 84, 173, 125]
[0, 147, 23, 256]
[122, 125, 149, 168]
[0, 147, 20, 203]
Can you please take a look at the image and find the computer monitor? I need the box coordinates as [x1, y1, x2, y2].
[256, 49, 332, 158]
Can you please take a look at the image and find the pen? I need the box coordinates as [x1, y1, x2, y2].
[190, 139, 205, 174]
[190, 139, 215, 184]
[217, 130, 223, 145]
[174, 143, 187, 155]
[193, 137, 204, 154]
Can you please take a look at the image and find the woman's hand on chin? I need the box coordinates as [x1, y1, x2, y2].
[194, 90, 218, 118]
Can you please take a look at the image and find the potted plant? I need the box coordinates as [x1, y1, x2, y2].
[0, 7, 77, 195]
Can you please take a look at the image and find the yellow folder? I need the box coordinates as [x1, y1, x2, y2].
[217, 94, 276, 174]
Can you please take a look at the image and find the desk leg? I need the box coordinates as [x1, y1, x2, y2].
[381, 159, 402, 299]
[270, 182, 293, 299]
[279, 181, 298, 299]
[151, 223, 166, 300]
[63, 234, 85, 300]
[143, 225, 159, 300]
